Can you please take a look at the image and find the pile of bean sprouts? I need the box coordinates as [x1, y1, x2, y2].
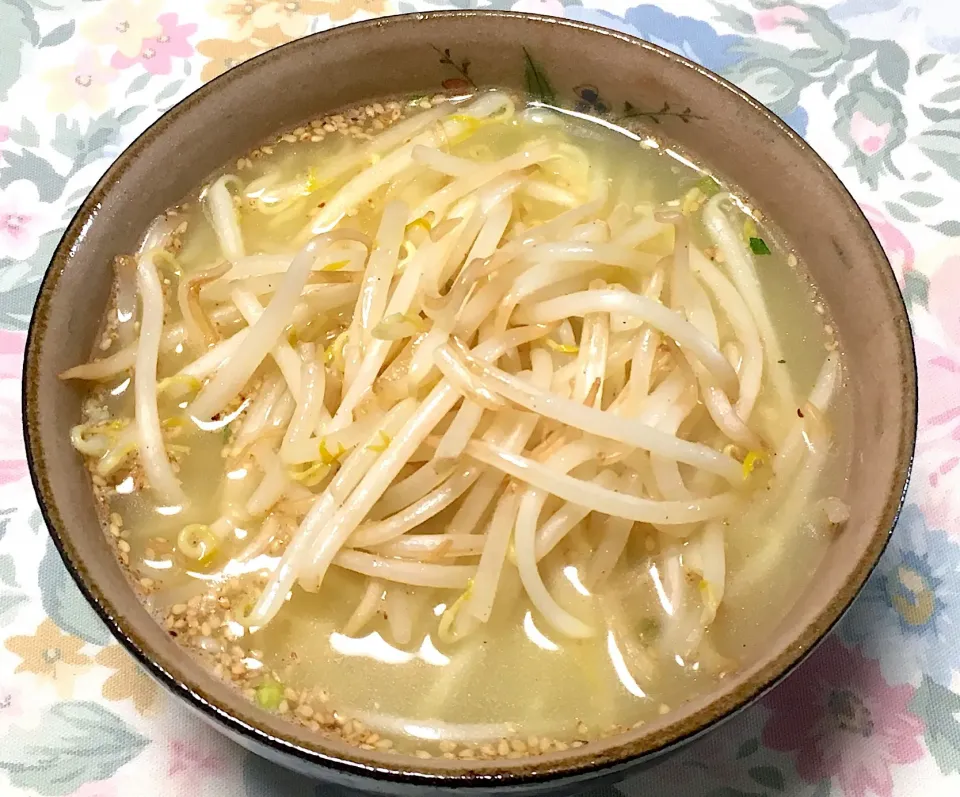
[64, 90, 846, 663]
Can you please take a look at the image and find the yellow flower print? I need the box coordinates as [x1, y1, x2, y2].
[95, 645, 159, 714]
[82, 0, 164, 58]
[43, 50, 118, 113]
[207, 0, 269, 40]
[251, 1, 321, 37]
[208, 0, 331, 40]
[196, 25, 291, 81]
[321, 0, 386, 22]
[5, 619, 92, 694]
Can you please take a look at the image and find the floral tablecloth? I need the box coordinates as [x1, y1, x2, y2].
[0, 1, 957, 795]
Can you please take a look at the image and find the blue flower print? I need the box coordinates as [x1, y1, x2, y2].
[830, 0, 960, 55]
[781, 105, 809, 136]
[841, 503, 960, 686]
[565, 5, 743, 76]
[564, 5, 808, 137]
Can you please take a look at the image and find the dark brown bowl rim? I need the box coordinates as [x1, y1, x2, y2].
[22, 9, 918, 789]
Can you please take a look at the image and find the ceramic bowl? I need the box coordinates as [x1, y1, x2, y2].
[23, 10, 917, 796]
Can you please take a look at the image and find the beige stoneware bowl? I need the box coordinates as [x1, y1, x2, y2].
[23, 11, 917, 796]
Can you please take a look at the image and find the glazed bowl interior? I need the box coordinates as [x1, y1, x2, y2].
[24, 10, 916, 790]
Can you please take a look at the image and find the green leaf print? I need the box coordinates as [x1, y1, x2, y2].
[916, 116, 960, 179]
[833, 73, 907, 189]
[0, 701, 148, 795]
[51, 111, 123, 175]
[916, 54, 943, 76]
[156, 80, 185, 104]
[0, 1, 38, 101]
[0, 149, 67, 201]
[9, 117, 38, 148]
[932, 220, 960, 237]
[809, 781, 832, 797]
[874, 41, 909, 94]
[712, 2, 756, 34]
[126, 71, 152, 96]
[748, 765, 786, 792]
[736, 737, 760, 758]
[0, 553, 16, 587]
[0, 592, 27, 626]
[931, 86, 960, 104]
[38, 20, 75, 49]
[39, 537, 112, 646]
[909, 675, 960, 775]
[901, 191, 942, 207]
[885, 201, 919, 223]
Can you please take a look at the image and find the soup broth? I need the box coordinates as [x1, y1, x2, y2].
[65, 91, 850, 758]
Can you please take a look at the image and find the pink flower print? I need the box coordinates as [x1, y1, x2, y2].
[0, 683, 25, 733]
[754, 5, 807, 32]
[511, 0, 565, 15]
[0, 331, 27, 486]
[167, 739, 225, 778]
[82, 0, 163, 57]
[0, 330, 24, 380]
[850, 111, 891, 155]
[112, 14, 198, 76]
[0, 180, 57, 261]
[929, 257, 960, 350]
[859, 204, 915, 285]
[763, 638, 925, 797]
[66, 780, 120, 797]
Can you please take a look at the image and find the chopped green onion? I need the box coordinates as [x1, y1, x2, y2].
[749, 237, 771, 255]
[696, 174, 721, 197]
[255, 679, 284, 710]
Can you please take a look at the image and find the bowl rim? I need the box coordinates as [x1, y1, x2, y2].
[23, 9, 918, 788]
